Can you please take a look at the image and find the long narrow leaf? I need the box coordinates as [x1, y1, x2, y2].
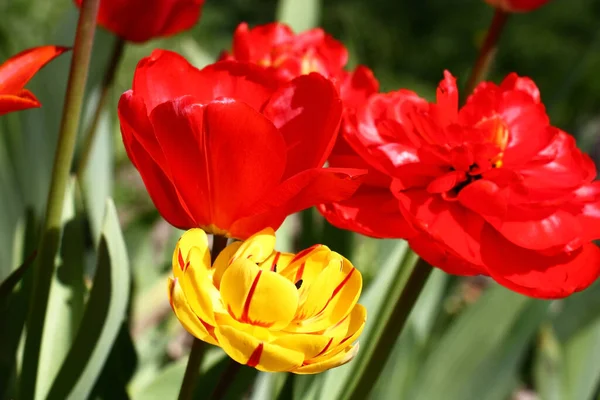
[46, 199, 130, 399]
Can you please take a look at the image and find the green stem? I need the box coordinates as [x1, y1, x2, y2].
[209, 358, 242, 400]
[347, 257, 433, 400]
[76, 37, 125, 178]
[178, 234, 229, 400]
[463, 8, 509, 98]
[19, 0, 100, 398]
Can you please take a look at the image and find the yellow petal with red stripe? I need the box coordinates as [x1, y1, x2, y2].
[233, 228, 276, 264]
[212, 241, 242, 289]
[172, 228, 211, 279]
[167, 278, 217, 345]
[220, 258, 299, 329]
[292, 344, 359, 374]
[272, 334, 333, 360]
[215, 325, 304, 372]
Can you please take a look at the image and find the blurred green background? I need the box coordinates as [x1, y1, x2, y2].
[2, 0, 600, 399]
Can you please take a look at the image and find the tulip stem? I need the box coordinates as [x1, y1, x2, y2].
[463, 8, 509, 98]
[19, 0, 100, 398]
[347, 256, 433, 400]
[209, 359, 242, 400]
[178, 234, 229, 400]
[76, 36, 125, 178]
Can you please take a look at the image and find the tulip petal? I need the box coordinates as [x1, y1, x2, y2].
[172, 229, 210, 276]
[263, 73, 343, 178]
[318, 186, 417, 239]
[409, 234, 485, 276]
[271, 334, 332, 360]
[0, 91, 40, 115]
[290, 257, 362, 333]
[150, 98, 286, 233]
[234, 228, 277, 263]
[168, 278, 217, 345]
[220, 259, 299, 329]
[133, 50, 277, 111]
[292, 344, 359, 374]
[396, 190, 485, 266]
[119, 94, 195, 228]
[481, 224, 600, 298]
[213, 241, 243, 290]
[215, 325, 304, 372]
[230, 167, 365, 239]
[0, 45, 69, 94]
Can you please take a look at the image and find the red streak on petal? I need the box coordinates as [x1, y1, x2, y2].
[331, 268, 355, 299]
[314, 337, 334, 358]
[241, 270, 262, 323]
[271, 252, 281, 272]
[316, 268, 356, 316]
[246, 342, 264, 368]
[290, 245, 320, 264]
[178, 249, 185, 271]
[295, 262, 306, 283]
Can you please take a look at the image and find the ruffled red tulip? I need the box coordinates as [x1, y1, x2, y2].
[0, 46, 69, 116]
[343, 71, 600, 298]
[118, 50, 364, 239]
[74, 0, 204, 43]
[485, 0, 551, 12]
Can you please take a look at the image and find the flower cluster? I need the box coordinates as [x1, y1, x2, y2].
[104, 0, 597, 375]
[168, 228, 365, 373]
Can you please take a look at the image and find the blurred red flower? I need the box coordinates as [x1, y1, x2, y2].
[342, 71, 600, 298]
[118, 50, 364, 239]
[220, 22, 378, 109]
[74, 0, 204, 43]
[485, 0, 551, 12]
[0, 46, 69, 116]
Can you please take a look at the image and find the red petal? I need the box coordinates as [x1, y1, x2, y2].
[232, 22, 295, 62]
[318, 185, 417, 239]
[409, 234, 485, 276]
[118, 96, 195, 228]
[339, 65, 379, 111]
[500, 73, 540, 103]
[118, 91, 166, 168]
[149, 97, 286, 231]
[494, 205, 583, 251]
[76, 0, 204, 43]
[396, 190, 485, 266]
[263, 73, 342, 178]
[229, 167, 365, 239]
[133, 50, 278, 111]
[457, 179, 508, 227]
[0, 90, 40, 115]
[0, 45, 69, 94]
[481, 224, 600, 299]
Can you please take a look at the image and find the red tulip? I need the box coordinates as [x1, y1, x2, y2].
[74, 0, 204, 43]
[118, 50, 365, 239]
[343, 71, 600, 298]
[485, 0, 551, 12]
[220, 22, 378, 109]
[0, 46, 69, 116]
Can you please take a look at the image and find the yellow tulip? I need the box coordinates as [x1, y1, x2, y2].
[168, 228, 366, 373]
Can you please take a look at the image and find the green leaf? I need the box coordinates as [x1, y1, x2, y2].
[250, 373, 289, 400]
[0, 210, 38, 400]
[535, 284, 600, 400]
[407, 285, 549, 400]
[276, 0, 321, 31]
[45, 199, 131, 400]
[369, 269, 449, 400]
[35, 178, 87, 399]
